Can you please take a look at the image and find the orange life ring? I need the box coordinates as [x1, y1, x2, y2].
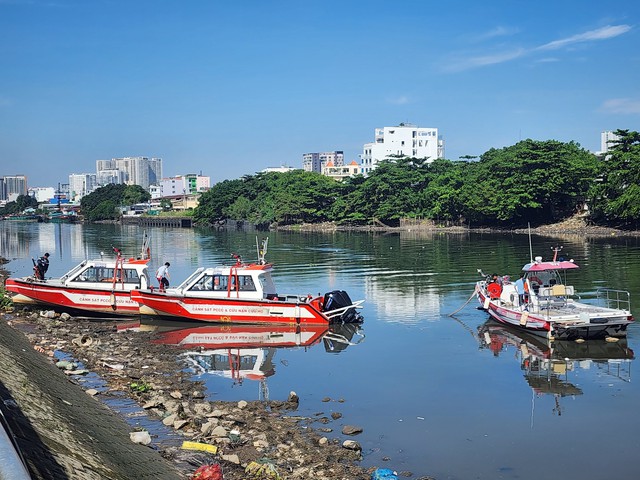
[487, 282, 502, 299]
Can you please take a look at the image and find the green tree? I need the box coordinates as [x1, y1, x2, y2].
[588, 129, 640, 227]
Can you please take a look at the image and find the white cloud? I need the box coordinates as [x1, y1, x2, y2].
[386, 95, 411, 105]
[442, 24, 632, 72]
[474, 26, 520, 41]
[600, 98, 640, 114]
[536, 25, 632, 51]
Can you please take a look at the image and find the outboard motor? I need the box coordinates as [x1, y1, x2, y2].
[323, 290, 361, 323]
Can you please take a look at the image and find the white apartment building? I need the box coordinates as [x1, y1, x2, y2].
[302, 151, 344, 173]
[360, 123, 444, 174]
[160, 174, 210, 197]
[69, 173, 97, 200]
[599, 131, 621, 155]
[28, 186, 56, 203]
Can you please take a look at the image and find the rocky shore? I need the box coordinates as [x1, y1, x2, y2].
[0, 306, 387, 480]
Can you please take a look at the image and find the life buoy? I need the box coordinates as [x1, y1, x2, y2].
[487, 282, 502, 299]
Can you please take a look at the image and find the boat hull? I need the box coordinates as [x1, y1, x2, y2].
[131, 289, 332, 325]
[476, 284, 632, 341]
[5, 278, 141, 316]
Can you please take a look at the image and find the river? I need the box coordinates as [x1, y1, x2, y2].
[2, 220, 640, 479]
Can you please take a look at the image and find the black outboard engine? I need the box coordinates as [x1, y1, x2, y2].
[323, 290, 361, 323]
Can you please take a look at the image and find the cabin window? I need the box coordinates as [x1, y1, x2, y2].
[209, 274, 257, 291]
[189, 274, 215, 291]
[71, 267, 140, 283]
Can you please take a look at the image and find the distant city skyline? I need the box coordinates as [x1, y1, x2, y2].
[1, 1, 638, 188]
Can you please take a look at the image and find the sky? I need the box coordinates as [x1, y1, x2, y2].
[1, 0, 638, 188]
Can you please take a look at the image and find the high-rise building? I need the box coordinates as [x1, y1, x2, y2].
[600, 131, 621, 155]
[302, 151, 344, 173]
[0, 175, 28, 201]
[360, 123, 444, 174]
[69, 173, 97, 200]
[96, 157, 163, 190]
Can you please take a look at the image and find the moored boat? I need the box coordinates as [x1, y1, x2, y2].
[5, 237, 152, 316]
[476, 247, 634, 341]
[130, 238, 364, 326]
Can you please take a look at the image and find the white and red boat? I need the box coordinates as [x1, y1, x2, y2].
[5, 238, 152, 316]
[130, 238, 364, 326]
[476, 247, 634, 341]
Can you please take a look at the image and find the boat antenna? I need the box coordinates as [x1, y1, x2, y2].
[528, 222, 533, 263]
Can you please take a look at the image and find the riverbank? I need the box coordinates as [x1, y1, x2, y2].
[0, 263, 388, 479]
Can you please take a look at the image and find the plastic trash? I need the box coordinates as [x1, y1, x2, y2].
[371, 468, 398, 480]
[191, 463, 223, 480]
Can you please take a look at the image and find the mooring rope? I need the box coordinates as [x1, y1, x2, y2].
[448, 288, 478, 317]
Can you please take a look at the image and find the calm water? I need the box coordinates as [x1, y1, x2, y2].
[2, 221, 640, 479]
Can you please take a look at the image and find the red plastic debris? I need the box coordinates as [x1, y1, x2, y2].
[191, 463, 223, 480]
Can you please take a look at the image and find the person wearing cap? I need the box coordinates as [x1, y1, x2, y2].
[156, 262, 171, 291]
[36, 252, 50, 280]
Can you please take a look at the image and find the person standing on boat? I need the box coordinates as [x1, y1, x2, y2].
[156, 262, 170, 291]
[35, 253, 50, 280]
[514, 274, 526, 306]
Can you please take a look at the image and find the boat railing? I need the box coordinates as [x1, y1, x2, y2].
[596, 288, 631, 312]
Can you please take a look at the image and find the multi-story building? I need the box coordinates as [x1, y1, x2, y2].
[0, 174, 28, 201]
[96, 157, 163, 190]
[28, 186, 56, 203]
[323, 160, 361, 181]
[69, 173, 97, 201]
[360, 123, 444, 174]
[160, 174, 210, 197]
[599, 131, 621, 155]
[303, 151, 344, 173]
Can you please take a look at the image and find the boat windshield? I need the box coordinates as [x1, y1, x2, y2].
[524, 269, 563, 288]
[177, 268, 206, 289]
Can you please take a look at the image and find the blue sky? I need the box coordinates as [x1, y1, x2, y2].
[1, 0, 638, 188]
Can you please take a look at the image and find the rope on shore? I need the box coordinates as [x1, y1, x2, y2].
[448, 288, 477, 317]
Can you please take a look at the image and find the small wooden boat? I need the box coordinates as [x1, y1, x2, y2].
[476, 247, 634, 341]
[5, 236, 152, 316]
[130, 238, 364, 326]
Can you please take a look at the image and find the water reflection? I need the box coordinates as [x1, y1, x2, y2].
[478, 320, 633, 416]
[131, 320, 364, 399]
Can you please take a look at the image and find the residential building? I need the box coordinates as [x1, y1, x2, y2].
[69, 173, 97, 201]
[599, 130, 621, 155]
[0, 174, 28, 201]
[160, 174, 210, 197]
[96, 157, 163, 190]
[360, 123, 444, 174]
[302, 151, 344, 173]
[28, 186, 56, 203]
[323, 160, 361, 181]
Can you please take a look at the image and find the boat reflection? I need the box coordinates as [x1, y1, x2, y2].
[477, 320, 634, 415]
[131, 319, 364, 395]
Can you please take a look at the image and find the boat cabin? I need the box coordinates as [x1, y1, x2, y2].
[174, 265, 278, 300]
[60, 259, 151, 290]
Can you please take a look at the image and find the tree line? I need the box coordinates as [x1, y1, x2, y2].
[5, 130, 637, 229]
[194, 130, 640, 229]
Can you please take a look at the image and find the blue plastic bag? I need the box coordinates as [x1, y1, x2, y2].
[371, 468, 398, 480]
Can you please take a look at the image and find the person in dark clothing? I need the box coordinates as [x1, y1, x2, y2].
[35, 253, 50, 280]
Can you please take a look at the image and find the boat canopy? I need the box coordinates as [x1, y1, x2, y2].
[522, 260, 579, 272]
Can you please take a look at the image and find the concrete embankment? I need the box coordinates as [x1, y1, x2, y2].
[0, 317, 182, 480]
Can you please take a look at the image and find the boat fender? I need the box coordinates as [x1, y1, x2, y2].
[487, 282, 502, 299]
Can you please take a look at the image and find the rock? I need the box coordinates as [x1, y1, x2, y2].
[193, 402, 212, 415]
[59, 312, 71, 321]
[210, 426, 227, 438]
[130, 430, 152, 445]
[237, 400, 248, 409]
[342, 425, 363, 435]
[85, 389, 99, 396]
[170, 390, 182, 399]
[162, 413, 178, 426]
[221, 454, 240, 464]
[319, 437, 328, 446]
[331, 412, 342, 420]
[322, 396, 331, 402]
[342, 439, 361, 451]
[55, 360, 77, 370]
[173, 419, 189, 430]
